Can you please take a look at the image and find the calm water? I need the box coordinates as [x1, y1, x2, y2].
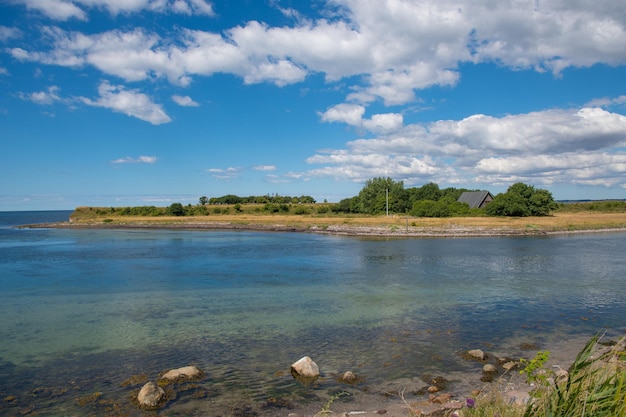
[0, 211, 624, 416]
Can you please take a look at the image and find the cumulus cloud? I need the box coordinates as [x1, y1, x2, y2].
[111, 156, 158, 164]
[320, 103, 365, 126]
[11, 0, 626, 109]
[172, 94, 199, 107]
[321, 103, 403, 133]
[80, 81, 171, 125]
[307, 106, 626, 188]
[18, 0, 215, 20]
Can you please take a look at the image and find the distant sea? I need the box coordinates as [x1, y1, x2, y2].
[0, 210, 624, 416]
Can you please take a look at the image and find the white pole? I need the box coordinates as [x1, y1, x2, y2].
[386, 188, 389, 217]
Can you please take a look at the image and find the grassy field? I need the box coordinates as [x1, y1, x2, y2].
[67, 205, 626, 234]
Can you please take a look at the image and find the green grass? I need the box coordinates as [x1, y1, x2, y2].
[522, 333, 626, 417]
[461, 333, 626, 417]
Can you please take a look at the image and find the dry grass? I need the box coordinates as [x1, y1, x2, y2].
[67, 208, 626, 235]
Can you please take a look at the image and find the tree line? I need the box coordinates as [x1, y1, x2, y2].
[199, 194, 316, 205]
[199, 178, 558, 217]
[95, 177, 558, 218]
[332, 177, 557, 217]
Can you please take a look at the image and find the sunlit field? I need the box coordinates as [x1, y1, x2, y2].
[66, 205, 626, 234]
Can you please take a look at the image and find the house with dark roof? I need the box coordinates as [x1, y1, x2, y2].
[457, 190, 494, 209]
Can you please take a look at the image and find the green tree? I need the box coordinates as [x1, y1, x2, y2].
[487, 183, 557, 217]
[358, 177, 407, 214]
[167, 202, 185, 216]
[199, 196, 208, 205]
[409, 182, 441, 202]
[529, 188, 558, 216]
[332, 196, 360, 213]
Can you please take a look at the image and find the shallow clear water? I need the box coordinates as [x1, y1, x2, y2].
[0, 211, 624, 416]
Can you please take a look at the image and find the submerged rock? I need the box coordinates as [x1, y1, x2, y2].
[338, 370, 358, 384]
[160, 365, 204, 382]
[467, 349, 486, 361]
[290, 356, 319, 385]
[137, 382, 166, 409]
[482, 364, 497, 373]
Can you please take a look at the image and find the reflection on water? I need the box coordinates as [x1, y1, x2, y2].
[0, 212, 624, 416]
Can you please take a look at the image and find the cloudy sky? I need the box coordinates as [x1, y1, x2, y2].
[1, 0, 626, 210]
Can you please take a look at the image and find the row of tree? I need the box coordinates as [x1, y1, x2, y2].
[333, 177, 557, 217]
[200, 194, 316, 205]
[194, 178, 557, 217]
[333, 178, 477, 215]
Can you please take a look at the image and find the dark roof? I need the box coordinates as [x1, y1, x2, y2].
[457, 190, 493, 209]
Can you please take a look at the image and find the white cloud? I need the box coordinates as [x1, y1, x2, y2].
[12, 0, 626, 108]
[362, 113, 404, 134]
[111, 155, 158, 164]
[21, 0, 88, 21]
[17, 0, 215, 20]
[307, 106, 626, 189]
[586, 95, 626, 108]
[0, 26, 22, 42]
[253, 165, 277, 171]
[80, 81, 171, 125]
[320, 103, 365, 126]
[321, 103, 403, 133]
[18, 85, 62, 105]
[206, 167, 241, 180]
[172, 94, 199, 107]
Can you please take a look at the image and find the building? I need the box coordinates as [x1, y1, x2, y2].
[457, 190, 494, 209]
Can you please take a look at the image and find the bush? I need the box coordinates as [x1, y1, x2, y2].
[293, 205, 311, 215]
[167, 203, 185, 216]
[487, 183, 557, 217]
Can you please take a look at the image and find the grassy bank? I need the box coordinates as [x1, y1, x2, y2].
[65, 204, 626, 235]
[463, 334, 625, 417]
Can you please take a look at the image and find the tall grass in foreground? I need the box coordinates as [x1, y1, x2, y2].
[523, 334, 625, 417]
[462, 334, 625, 417]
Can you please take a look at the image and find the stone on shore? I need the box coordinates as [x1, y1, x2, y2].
[137, 382, 166, 409]
[482, 364, 497, 373]
[290, 356, 319, 385]
[467, 349, 486, 361]
[160, 365, 204, 382]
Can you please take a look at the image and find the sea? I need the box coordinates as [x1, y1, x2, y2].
[0, 210, 624, 416]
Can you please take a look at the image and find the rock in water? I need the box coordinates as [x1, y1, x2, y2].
[339, 371, 358, 384]
[161, 365, 204, 382]
[467, 349, 486, 360]
[137, 382, 166, 409]
[290, 356, 320, 385]
[483, 364, 497, 373]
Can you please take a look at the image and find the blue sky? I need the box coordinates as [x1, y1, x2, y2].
[1, 0, 626, 211]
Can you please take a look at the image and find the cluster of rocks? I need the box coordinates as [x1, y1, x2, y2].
[133, 349, 538, 414]
[290, 356, 362, 386]
[136, 365, 204, 410]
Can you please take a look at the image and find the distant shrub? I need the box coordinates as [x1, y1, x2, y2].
[263, 203, 279, 213]
[293, 205, 311, 215]
[316, 205, 330, 214]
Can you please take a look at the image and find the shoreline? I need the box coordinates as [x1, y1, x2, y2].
[21, 219, 626, 238]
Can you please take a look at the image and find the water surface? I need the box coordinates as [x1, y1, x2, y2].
[0, 211, 624, 416]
